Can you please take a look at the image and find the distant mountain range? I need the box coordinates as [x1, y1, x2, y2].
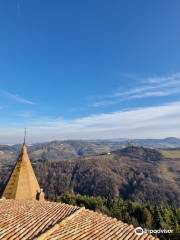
[128, 137, 180, 148]
[0, 137, 180, 163]
[0, 139, 180, 206]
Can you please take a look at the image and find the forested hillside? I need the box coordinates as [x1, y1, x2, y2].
[0, 145, 179, 206]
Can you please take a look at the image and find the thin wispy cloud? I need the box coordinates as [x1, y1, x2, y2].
[1, 90, 35, 105]
[90, 73, 180, 107]
[17, 112, 33, 118]
[91, 100, 117, 107]
[1, 101, 180, 143]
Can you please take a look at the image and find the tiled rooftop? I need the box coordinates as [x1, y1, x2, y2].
[0, 199, 158, 240]
[0, 199, 79, 240]
[45, 209, 157, 240]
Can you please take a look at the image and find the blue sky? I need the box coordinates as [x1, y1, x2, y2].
[1, 0, 180, 143]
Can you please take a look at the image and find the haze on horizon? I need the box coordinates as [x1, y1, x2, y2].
[0, 0, 180, 143]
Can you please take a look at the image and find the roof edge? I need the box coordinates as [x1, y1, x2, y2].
[36, 207, 85, 240]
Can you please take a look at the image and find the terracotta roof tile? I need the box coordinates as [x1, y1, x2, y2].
[0, 199, 158, 240]
[0, 199, 79, 240]
[45, 209, 158, 240]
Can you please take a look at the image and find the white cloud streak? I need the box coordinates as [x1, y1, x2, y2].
[1, 90, 35, 105]
[1, 101, 180, 143]
[91, 73, 180, 107]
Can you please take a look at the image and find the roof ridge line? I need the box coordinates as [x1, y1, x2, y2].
[36, 206, 85, 240]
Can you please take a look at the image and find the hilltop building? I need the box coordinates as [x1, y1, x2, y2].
[0, 139, 158, 240]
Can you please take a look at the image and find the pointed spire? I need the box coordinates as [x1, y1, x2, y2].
[24, 128, 27, 145]
[2, 132, 45, 201]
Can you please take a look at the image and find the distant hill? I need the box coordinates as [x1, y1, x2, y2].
[36, 146, 179, 206]
[0, 143, 179, 207]
[131, 137, 180, 148]
[0, 138, 180, 164]
[115, 146, 163, 161]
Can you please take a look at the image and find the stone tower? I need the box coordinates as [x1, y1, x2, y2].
[2, 140, 44, 201]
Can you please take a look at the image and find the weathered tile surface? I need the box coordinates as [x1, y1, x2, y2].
[0, 199, 79, 240]
[45, 209, 158, 240]
[0, 199, 158, 240]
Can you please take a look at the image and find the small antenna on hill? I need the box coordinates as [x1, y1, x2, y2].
[127, 140, 133, 147]
[24, 128, 27, 144]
